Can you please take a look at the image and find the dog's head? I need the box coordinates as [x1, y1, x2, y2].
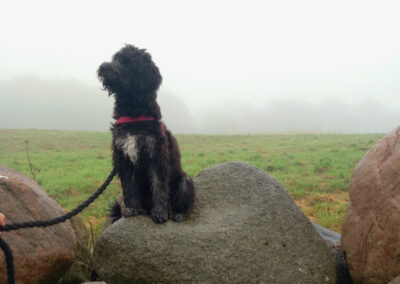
[97, 44, 162, 101]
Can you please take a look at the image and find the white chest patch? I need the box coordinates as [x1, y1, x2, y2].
[116, 134, 139, 164]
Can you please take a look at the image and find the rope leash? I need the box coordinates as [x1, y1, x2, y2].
[0, 238, 14, 284]
[0, 168, 117, 284]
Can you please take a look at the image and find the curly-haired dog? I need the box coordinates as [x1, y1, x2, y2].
[98, 44, 195, 223]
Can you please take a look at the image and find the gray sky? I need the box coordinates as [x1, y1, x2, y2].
[1, 0, 400, 133]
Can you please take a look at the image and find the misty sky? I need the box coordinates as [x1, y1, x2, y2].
[1, 0, 400, 133]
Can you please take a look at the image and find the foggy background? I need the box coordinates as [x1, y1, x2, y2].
[1, 0, 399, 134]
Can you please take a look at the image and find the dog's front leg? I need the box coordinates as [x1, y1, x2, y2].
[121, 175, 144, 217]
[149, 167, 169, 224]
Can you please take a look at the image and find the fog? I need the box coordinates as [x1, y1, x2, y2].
[1, 76, 399, 134]
[0, 0, 399, 134]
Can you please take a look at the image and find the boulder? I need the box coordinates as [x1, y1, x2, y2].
[94, 162, 336, 283]
[0, 165, 78, 284]
[342, 126, 400, 283]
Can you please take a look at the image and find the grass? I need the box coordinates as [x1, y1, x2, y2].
[0, 129, 383, 236]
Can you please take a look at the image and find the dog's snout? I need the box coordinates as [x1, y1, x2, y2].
[98, 62, 121, 95]
[98, 62, 114, 79]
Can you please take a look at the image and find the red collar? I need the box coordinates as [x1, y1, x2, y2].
[115, 116, 166, 136]
[115, 116, 156, 125]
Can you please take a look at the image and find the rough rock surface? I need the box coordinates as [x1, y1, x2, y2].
[94, 162, 335, 283]
[342, 126, 400, 284]
[106, 198, 353, 283]
[0, 165, 78, 284]
[313, 223, 353, 284]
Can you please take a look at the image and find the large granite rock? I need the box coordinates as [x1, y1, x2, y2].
[94, 162, 336, 283]
[342, 126, 400, 284]
[0, 165, 78, 284]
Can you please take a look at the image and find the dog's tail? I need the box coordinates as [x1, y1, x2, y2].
[171, 174, 195, 214]
[108, 198, 123, 224]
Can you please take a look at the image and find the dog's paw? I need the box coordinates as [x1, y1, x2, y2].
[123, 207, 140, 218]
[172, 213, 185, 222]
[151, 207, 168, 224]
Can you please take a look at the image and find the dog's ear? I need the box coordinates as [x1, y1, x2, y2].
[131, 57, 162, 95]
[97, 62, 122, 96]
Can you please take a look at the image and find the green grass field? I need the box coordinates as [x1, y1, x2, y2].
[0, 129, 383, 237]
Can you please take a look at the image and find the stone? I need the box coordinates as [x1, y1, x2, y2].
[94, 162, 336, 283]
[0, 165, 78, 284]
[342, 126, 400, 284]
[313, 223, 353, 284]
[105, 199, 353, 283]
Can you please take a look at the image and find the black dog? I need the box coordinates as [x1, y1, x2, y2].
[98, 44, 195, 223]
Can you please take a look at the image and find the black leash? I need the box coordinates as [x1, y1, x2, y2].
[0, 238, 14, 284]
[0, 168, 117, 284]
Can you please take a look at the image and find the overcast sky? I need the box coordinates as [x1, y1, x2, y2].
[1, 0, 399, 133]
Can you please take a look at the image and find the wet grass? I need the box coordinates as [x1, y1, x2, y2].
[0, 129, 383, 235]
